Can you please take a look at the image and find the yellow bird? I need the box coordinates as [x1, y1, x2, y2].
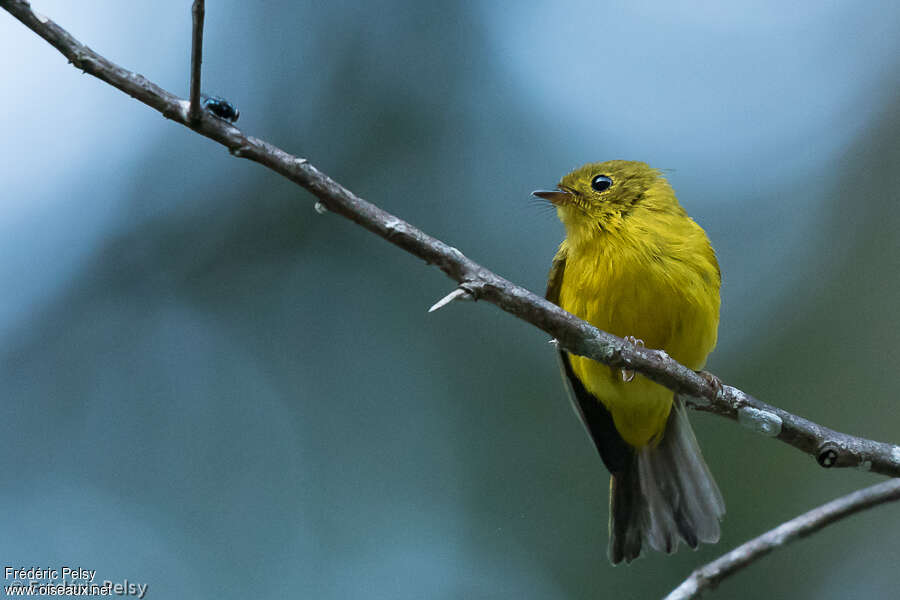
[535, 160, 724, 564]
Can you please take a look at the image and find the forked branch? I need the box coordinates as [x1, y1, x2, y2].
[2, 0, 899, 479]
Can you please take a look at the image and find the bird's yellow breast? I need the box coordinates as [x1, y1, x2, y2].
[557, 212, 719, 447]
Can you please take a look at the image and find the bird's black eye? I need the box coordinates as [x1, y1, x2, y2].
[591, 175, 613, 192]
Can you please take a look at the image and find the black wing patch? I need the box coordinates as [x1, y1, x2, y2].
[558, 352, 631, 474]
[545, 252, 632, 474]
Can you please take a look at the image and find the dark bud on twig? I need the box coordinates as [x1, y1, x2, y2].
[817, 443, 840, 468]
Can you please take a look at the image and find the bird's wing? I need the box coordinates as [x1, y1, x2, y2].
[545, 251, 632, 474]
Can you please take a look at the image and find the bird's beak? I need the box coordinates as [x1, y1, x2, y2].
[532, 188, 573, 205]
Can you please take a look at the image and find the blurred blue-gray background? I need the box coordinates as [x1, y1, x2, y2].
[2, 1, 899, 597]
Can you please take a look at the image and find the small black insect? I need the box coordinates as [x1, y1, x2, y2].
[201, 94, 239, 123]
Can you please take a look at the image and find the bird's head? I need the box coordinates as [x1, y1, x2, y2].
[534, 160, 680, 244]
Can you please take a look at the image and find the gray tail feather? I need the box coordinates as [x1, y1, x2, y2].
[608, 397, 725, 564]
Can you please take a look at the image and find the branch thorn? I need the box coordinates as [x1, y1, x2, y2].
[428, 287, 473, 313]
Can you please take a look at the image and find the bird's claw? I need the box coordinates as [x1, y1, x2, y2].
[621, 336, 645, 383]
[698, 370, 723, 401]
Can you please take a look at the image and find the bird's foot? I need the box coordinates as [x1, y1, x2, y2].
[621, 336, 645, 383]
[697, 370, 723, 402]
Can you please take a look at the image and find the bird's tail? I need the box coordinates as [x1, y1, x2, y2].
[608, 397, 725, 564]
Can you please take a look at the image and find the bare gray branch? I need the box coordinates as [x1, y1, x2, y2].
[3, 0, 899, 477]
[665, 478, 900, 599]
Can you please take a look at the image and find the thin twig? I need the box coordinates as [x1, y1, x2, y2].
[3, 0, 900, 476]
[188, 0, 205, 123]
[665, 478, 900, 599]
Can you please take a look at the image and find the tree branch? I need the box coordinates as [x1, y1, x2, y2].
[665, 478, 900, 599]
[188, 0, 204, 123]
[3, 0, 900, 476]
